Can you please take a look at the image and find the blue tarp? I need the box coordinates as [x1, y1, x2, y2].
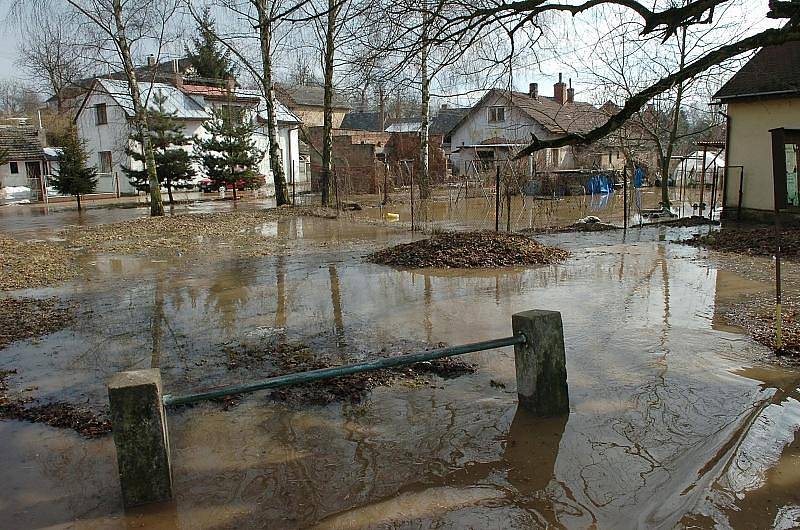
[587, 174, 614, 194]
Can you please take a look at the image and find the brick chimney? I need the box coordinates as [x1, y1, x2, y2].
[553, 73, 566, 105]
[566, 78, 574, 104]
[174, 72, 183, 89]
[529, 82, 538, 99]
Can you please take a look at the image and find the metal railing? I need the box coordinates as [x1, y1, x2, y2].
[162, 335, 527, 407]
[107, 309, 568, 508]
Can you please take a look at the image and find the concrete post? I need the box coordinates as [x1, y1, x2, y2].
[108, 369, 173, 507]
[511, 310, 569, 416]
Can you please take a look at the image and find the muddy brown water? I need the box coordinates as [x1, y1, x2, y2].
[1, 197, 799, 529]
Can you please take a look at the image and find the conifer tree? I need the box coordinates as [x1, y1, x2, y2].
[124, 92, 195, 204]
[51, 127, 97, 211]
[185, 7, 235, 82]
[195, 106, 264, 200]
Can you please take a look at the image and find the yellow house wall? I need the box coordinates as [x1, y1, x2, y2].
[292, 107, 347, 128]
[727, 97, 800, 212]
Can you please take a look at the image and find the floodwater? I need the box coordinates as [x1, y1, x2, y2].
[356, 185, 722, 232]
[1, 201, 800, 529]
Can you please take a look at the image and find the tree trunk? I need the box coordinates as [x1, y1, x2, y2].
[378, 85, 386, 132]
[660, 26, 688, 212]
[76, 193, 81, 211]
[419, 23, 431, 201]
[256, 0, 290, 206]
[112, 0, 164, 217]
[166, 179, 174, 205]
[321, 0, 337, 207]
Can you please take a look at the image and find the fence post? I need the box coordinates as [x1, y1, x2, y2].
[108, 369, 173, 507]
[511, 310, 569, 415]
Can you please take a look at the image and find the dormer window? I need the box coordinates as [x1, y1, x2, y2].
[488, 106, 505, 123]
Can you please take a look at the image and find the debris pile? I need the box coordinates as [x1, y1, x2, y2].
[656, 216, 720, 228]
[684, 227, 800, 257]
[367, 231, 569, 268]
[0, 369, 111, 437]
[213, 340, 476, 406]
[0, 297, 75, 349]
[0, 236, 76, 291]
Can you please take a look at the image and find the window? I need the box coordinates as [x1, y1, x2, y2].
[98, 151, 113, 174]
[785, 143, 799, 207]
[9, 161, 18, 174]
[95, 103, 108, 125]
[550, 148, 560, 166]
[488, 106, 505, 123]
[771, 128, 800, 209]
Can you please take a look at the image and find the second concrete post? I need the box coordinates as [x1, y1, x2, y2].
[511, 310, 569, 415]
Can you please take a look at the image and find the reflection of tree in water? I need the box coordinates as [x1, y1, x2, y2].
[204, 259, 255, 335]
[328, 265, 345, 351]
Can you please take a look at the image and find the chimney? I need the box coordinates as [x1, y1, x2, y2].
[146, 54, 156, 67]
[566, 78, 574, 104]
[225, 76, 235, 91]
[529, 82, 538, 99]
[553, 73, 566, 105]
[174, 72, 183, 89]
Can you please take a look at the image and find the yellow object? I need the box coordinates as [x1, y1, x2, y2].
[386, 213, 400, 221]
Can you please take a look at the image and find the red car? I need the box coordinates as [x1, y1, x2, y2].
[198, 178, 262, 193]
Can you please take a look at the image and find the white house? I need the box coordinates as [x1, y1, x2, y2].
[448, 76, 619, 177]
[75, 77, 302, 196]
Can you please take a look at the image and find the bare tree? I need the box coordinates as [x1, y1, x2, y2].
[16, 12, 87, 113]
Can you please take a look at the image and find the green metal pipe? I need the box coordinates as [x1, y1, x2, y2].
[163, 334, 526, 407]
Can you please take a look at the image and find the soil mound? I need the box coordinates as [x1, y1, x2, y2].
[368, 231, 568, 268]
[684, 227, 800, 258]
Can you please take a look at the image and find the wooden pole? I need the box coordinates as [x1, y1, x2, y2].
[495, 165, 500, 232]
[770, 128, 785, 351]
[623, 165, 628, 230]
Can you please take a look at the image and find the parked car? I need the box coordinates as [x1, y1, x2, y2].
[198, 176, 267, 193]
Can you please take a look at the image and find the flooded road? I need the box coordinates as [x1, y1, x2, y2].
[1, 203, 799, 529]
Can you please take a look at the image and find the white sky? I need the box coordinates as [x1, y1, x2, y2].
[0, 0, 784, 108]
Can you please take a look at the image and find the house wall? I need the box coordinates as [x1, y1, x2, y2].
[290, 106, 347, 128]
[0, 160, 45, 188]
[725, 97, 800, 216]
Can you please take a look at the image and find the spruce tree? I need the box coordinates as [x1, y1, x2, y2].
[195, 106, 264, 200]
[124, 92, 196, 204]
[185, 8, 235, 82]
[51, 128, 97, 211]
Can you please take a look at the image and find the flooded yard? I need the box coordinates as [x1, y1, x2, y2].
[1, 196, 799, 529]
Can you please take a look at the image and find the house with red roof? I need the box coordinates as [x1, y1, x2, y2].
[448, 75, 628, 178]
